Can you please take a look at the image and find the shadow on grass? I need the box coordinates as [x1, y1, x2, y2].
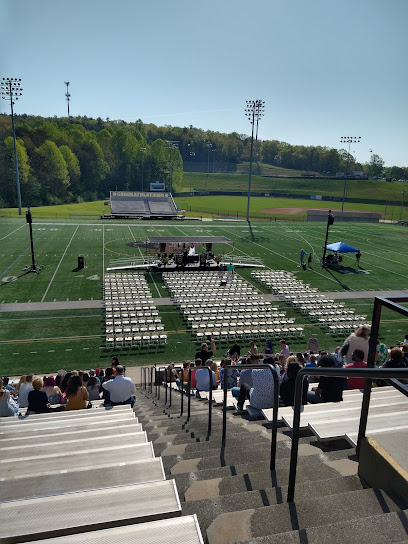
[324, 267, 350, 290]
[0, 269, 34, 288]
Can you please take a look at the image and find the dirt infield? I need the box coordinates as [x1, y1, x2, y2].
[261, 207, 309, 215]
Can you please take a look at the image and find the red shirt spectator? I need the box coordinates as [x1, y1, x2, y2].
[345, 349, 367, 389]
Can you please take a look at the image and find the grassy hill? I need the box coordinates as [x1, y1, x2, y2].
[235, 162, 323, 177]
[179, 172, 407, 202]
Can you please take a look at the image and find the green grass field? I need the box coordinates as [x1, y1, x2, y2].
[0, 214, 407, 376]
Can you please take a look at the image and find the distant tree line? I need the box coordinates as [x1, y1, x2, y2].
[0, 113, 406, 208]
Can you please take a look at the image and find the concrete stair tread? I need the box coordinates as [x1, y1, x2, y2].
[182, 475, 365, 536]
[0, 457, 165, 502]
[19, 515, 204, 544]
[206, 488, 401, 544]
[1, 480, 182, 543]
[0, 409, 135, 427]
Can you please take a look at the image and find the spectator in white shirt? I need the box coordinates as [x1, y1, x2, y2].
[279, 339, 290, 362]
[102, 365, 136, 407]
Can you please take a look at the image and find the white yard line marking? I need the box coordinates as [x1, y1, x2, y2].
[41, 226, 79, 302]
[0, 224, 25, 241]
[149, 271, 161, 298]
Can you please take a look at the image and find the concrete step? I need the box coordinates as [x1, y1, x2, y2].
[0, 422, 143, 447]
[1, 480, 182, 544]
[206, 488, 401, 544]
[0, 442, 155, 478]
[164, 442, 355, 475]
[19, 515, 204, 544]
[1, 430, 148, 460]
[182, 475, 365, 537]
[0, 457, 165, 502]
[232, 509, 408, 544]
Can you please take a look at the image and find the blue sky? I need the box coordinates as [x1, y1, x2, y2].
[1, 0, 407, 166]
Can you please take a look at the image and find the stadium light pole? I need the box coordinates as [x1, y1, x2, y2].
[212, 148, 217, 173]
[206, 142, 212, 173]
[245, 99, 265, 221]
[321, 210, 335, 268]
[139, 147, 146, 191]
[166, 140, 179, 194]
[340, 136, 361, 219]
[64, 81, 70, 122]
[0, 77, 23, 215]
[401, 191, 406, 221]
[189, 151, 195, 194]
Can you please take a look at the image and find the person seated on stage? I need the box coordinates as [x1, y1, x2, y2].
[65, 375, 89, 411]
[195, 360, 217, 397]
[344, 349, 367, 390]
[42, 376, 62, 405]
[219, 358, 239, 389]
[307, 354, 344, 404]
[236, 357, 276, 411]
[27, 377, 50, 415]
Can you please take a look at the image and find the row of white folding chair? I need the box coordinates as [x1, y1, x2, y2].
[106, 324, 165, 334]
[106, 333, 167, 348]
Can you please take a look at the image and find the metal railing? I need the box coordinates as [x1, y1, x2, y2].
[222, 363, 280, 470]
[287, 366, 408, 502]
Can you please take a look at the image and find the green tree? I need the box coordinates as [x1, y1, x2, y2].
[75, 136, 109, 196]
[34, 140, 70, 202]
[59, 145, 81, 195]
[1, 136, 31, 207]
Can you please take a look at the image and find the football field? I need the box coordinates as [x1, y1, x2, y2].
[0, 218, 407, 375]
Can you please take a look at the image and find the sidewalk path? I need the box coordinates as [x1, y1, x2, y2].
[1, 290, 407, 313]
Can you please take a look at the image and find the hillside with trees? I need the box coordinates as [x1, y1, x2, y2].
[0, 114, 406, 208]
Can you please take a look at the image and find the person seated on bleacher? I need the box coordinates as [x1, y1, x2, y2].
[17, 374, 34, 408]
[307, 354, 344, 404]
[87, 376, 101, 400]
[189, 359, 201, 390]
[42, 376, 62, 405]
[226, 344, 241, 361]
[101, 367, 115, 405]
[195, 360, 217, 397]
[219, 358, 239, 389]
[195, 338, 216, 365]
[176, 361, 191, 392]
[2, 377, 14, 394]
[280, 362, 308, 406]
[102, 365, 136, 407]
[65, 375, 89, 411]
[210, 361, 220, 386]
[247, 341, 258, 356]
[236, 357, 276, 411]
[13, 375, 26, 398]
[0, 378, 17, 417]
[344, 349, 367, 390]
[27, 377, 51, 415]
[60, 372, 72, 394]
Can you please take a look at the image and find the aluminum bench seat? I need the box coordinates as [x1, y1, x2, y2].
[0, 410, 136, 430]
[0, 416, 138, 439]
[0, 422, 142, 447]
[0, 457, 165, 502]
[20, 515, 203, 544]
[0, 408, 135, 427]
[282, 400, 408, 430]
[1, 430, 148, 460]
[0, 480, 182, 544]
[310, 411, 408, 442]
[346, 425, 408, 448]
[0, 442, 155, 479]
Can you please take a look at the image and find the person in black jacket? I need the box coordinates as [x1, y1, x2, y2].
[307, 354, 344, 404]
[280, 362, 308, 406]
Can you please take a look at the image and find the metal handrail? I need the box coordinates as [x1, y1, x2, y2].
[222, 363, 280, 470]
[287, 366, 408, 502]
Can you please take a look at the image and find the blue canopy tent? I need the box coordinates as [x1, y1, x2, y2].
[325, 242, 360, 253]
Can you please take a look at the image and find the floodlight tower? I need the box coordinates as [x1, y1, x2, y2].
[0, 77, 23, 215]
[139, 147, 146, 191]
[245, 99, 265, 221]
[64, 81, 70, 121]
[340, 136, 361, 218]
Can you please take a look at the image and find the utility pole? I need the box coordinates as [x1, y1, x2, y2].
[340, 136, 361, 219]
[245, 100, 265, 221]
[64, 81, 70, 122]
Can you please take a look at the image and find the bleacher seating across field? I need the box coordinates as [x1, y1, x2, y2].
[109, 191, 178, 218]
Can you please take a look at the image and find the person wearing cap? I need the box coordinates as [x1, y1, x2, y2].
[102, 365, 136, 407]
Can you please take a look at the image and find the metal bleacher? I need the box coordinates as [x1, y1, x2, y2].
[108, 190, 179, 219]
[0, 402, 203, 544]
